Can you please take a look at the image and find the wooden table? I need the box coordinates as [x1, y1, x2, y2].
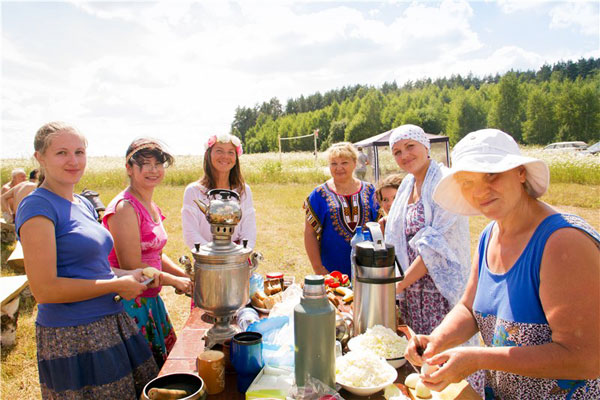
[160, 308, 480, 399]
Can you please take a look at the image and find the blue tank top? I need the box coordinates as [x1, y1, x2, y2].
[473, 213, 600, 400]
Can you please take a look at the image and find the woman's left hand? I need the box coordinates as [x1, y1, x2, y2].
[419, 346, 479, 392]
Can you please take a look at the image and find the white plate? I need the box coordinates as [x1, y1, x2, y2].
[251, 305, 271, 314]
[337, 368, 398, 396]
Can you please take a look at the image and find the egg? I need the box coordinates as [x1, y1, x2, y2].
[421, 362, 439, 375]
[404, 372, 419, 389]
[415, 380, 432, 399]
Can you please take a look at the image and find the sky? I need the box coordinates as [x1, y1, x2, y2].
[2, 0, 599, 158]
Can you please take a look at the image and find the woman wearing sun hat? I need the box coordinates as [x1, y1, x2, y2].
[182, 133, 256, 250]
[404, 129, 600, 400]
[384, 124, 471, 337]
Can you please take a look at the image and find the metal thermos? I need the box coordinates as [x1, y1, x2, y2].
[294, 275, 336, 388]
[353, 222, 404, 336]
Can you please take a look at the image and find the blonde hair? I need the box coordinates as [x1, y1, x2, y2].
[34, 121, 86, 154]
[375, 173, 404, 202]
[327, 142, 358, 163]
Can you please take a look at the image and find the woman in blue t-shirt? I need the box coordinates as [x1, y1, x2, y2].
[16, 122, 159, 399]
[404, 129, 599, 400]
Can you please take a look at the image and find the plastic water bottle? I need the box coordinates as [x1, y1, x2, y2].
[249, 273, 264, 297]
[350, 226, 365, 286]
[235, 307, 260, 331]
[363, 227, 373, 242]
[294, 275, 336, 388]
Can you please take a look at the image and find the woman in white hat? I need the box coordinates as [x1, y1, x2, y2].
[405, 129, 600, 399]
[384, 124, 471, 337]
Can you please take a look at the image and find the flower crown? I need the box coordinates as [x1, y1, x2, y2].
[204, 133, 243, 156]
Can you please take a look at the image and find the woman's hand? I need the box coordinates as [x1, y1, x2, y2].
[170, 275, 193, 294]
[395, 280, 405, 293]
[115, 275, 148, 300]
[379, 216, 387, 235]
[312, 265, 329, 276]
[405, 334, 441, 367]
[419, 346, 480, 392]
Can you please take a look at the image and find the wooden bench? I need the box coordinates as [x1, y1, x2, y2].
[6, 241, 25, 271]
[0, 275, 29, 346]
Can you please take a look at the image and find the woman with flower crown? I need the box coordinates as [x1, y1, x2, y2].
[181, 133, 256, 251]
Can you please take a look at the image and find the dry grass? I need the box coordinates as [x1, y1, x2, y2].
[1, 181, 599, 399]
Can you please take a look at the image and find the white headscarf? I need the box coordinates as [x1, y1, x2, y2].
[388, 124, 430, 152]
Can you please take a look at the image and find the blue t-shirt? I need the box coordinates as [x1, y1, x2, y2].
[15, 187, 123, 327]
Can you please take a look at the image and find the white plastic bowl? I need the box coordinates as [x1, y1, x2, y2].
[386, 356, 407, 369]
[347, 336, 406, 368]
[337, 368, 398, 396]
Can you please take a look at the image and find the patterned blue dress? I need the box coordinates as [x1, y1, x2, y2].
[304, 181, 380, 277]
[474, 213, 600, 400]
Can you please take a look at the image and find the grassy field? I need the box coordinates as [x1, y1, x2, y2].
[1, 151, 599, 399]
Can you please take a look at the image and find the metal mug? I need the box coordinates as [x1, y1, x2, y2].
[230, 331, 263, 393]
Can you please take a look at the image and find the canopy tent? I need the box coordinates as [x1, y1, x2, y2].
[354, 129, 450, 183]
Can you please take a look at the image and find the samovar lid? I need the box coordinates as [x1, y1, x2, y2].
[192, 240, 252, 265]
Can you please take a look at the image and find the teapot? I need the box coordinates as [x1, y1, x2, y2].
[193, 189, 242, 227]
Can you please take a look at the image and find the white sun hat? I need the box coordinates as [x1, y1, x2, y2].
[433, 129, 550, 216]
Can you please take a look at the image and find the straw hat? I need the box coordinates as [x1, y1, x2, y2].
[433, 129, 549, 216]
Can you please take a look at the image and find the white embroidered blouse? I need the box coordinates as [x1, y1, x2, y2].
[181, 182, 257, 251]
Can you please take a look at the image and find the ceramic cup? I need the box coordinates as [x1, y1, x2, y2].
[196, 350, 225, 395]
[217, 339, 235, 374]
[231, 331, 263, 393]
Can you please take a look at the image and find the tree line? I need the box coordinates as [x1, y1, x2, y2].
[231, 58, 600, 152]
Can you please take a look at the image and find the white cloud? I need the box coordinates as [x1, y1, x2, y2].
[495, 0, 548, 13]
[549, 1, 599, 35]
[1, 1, 598, 157]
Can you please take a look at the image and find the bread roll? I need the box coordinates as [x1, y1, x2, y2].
[255, 291, 267, 301]
[263, 296, 275, 309]
[143, 266, 161, 278]
[264, 281, 282, 295]
[251, 296, 265, 309]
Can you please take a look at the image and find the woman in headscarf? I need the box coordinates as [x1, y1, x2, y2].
[304, 142, 380, 277]
[384, 124, 471, 337]
[405, 129, 599, 400]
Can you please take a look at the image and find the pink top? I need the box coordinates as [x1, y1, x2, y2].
[103, 190, 167, 298]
